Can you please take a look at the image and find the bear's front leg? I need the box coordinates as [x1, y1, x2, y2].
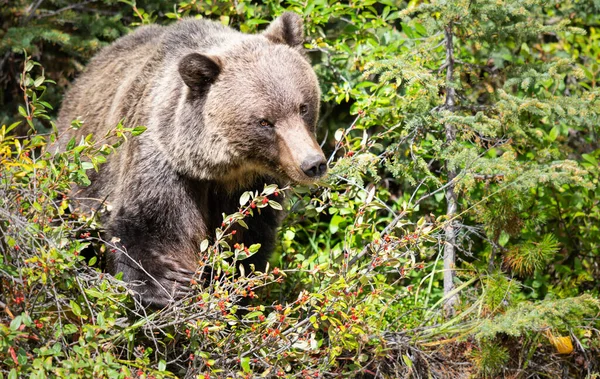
[109, 244, 197, 308]
[104, 178, 205, 308]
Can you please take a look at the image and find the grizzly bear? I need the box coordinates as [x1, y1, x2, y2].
[56, 13, 327, 307]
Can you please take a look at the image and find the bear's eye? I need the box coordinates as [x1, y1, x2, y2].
[259, 119, 274, 128]
[299, 104, 308, 115]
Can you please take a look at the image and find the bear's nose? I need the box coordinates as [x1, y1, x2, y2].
[301, 155, 327, 178]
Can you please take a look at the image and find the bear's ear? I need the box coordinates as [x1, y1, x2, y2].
[178, 53, 222, 91]
[263, 12, 304, 49]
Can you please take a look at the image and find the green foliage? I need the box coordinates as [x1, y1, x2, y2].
[476, 294, 600, 340]
[471, 339, 510, 378]
[506, 234, 560, 275]
[481, 272, 520, 313]
[1, 0, 600, 378]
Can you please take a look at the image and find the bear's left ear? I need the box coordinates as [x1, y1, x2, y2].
[263, 12, 304, 49]
[178, 53, 222, 92]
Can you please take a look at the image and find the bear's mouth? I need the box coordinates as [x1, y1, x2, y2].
[279, 164, 327, 185]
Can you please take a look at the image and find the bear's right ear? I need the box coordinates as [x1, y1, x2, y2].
[178, 53, 222, 91]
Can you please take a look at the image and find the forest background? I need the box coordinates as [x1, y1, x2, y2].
[1, 0, 599, 378]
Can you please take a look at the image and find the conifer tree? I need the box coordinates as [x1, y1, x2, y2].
[362, 0, 598, 314]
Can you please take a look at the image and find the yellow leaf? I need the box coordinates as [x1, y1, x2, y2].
[545, 331, 573, 354]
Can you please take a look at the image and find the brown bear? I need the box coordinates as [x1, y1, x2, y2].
[56, 13, 327, 308]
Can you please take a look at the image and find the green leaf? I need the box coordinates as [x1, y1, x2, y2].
[582, 153, 598, 166]
[263, 184, 278, 195]
[401, 23, 415, 38]
[70, 300, 82, 317]
[5, 121, 21, 133]
[334, 129, 344, 141]
[244, 311, 263, 319]
[239, 191, 251, 206]
[10, 315, 22, 331]
[329, 214, 344, 234]
[268, 200, 282, 210]
[66, 137, 76, 151]
[81, 162, 94, 170]
[200, 239, 209, 253]
[284, 230, 295, 241]
[17, 348, 27, 365]
[245, 19, 269, 26]
[548, 126, 559, 142]
[33, 76, 45, 87]
[414, 22, 426, 36]
[498, 231, 510, 247]
[241, 356, 251, 373]
[131, 126, 147, 136]
[63, 324, 78, 335]
[158, 359, 166, 371]
[18, 106, 28, 118]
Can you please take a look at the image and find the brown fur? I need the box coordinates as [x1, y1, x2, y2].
[56, 13, 326, 307]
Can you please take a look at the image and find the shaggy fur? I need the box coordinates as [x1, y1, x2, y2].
[56, 13, 326, 307]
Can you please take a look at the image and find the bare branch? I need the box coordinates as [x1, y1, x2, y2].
[36, 0, 100, 19]
[22, 0, 45, 24]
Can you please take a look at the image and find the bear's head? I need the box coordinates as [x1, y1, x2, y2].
[166, 13, 327, 187]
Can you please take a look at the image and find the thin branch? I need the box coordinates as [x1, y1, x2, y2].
[22, 0, 45, 24]
[36, 0, 99, 19]
[348, 210, 407, 267]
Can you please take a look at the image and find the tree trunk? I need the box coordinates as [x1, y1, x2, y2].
[443, 23, 458, 317]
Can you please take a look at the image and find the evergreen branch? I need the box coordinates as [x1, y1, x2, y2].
[348, 139, 508, 269]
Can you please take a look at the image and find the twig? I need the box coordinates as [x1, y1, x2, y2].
[348, 210, 408, 267]
[36, 0, 99, 19]
[327, 114, 361, 165]
[332, 174, 397, 216]
[22, 0, 45, 24]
